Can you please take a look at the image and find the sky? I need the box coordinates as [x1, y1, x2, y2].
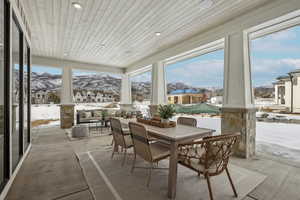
[32, 25, 300, 88]
[251, 26, 300, 86]
[130, 70, 152, 82]
[31, 67, 121, 78]
[166, 50, 224, 88]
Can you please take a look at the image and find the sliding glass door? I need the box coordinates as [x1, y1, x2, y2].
[0, 0, 5, 187]
[11, 17, 21, 171]
[23, 43, 29, 150]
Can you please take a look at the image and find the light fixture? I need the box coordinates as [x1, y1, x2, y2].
[72, 2, 83, 10]
[155, 32, 161, 36]
[64, 52, 68, 56]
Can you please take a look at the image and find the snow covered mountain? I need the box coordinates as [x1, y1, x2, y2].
[30, 72, 273, 98]
[31, 72, 122, 94]
[30, 72, 205, 97]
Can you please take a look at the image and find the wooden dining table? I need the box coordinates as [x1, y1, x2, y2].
[118, 118, 215, 199]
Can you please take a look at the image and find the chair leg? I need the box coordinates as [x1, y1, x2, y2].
[122, 149, 127, 166]
[225, 167, 238, 197]
[147, 163, 153, 187]
[131, 153, 136, 173]
[206, 175, 214, 200]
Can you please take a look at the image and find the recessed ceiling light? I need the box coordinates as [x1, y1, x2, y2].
[64, 53, 68, 56]
[72, 2, 83, 10]
[155, 32, 161, 36]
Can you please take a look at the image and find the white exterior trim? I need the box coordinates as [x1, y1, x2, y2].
[151, 61, 167, 105]
[61, 67, 73, 104]
[127, 65, 152, 77]
[120, 74, 132, 104]
[163, 39, 224, 66]
[32, 56, 124, 74]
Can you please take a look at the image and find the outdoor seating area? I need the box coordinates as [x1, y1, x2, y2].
[2, 0, 300, 200]
[109, 116, 242, 199]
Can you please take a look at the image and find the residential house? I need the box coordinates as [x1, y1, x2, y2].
[274, 69, 300, 113]
[168, 89, 207, 104]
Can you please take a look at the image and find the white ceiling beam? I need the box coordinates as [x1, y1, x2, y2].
[32, 55, 125, 74]
[125, 0, 300, 73]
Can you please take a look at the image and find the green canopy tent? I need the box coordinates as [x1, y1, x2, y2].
[174, 103, 221, 115]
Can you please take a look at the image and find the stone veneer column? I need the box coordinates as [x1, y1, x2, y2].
[222, 31, 256, 158]
[60, 67, 74, 129]
[60, 104, 75, 129]
[221, 107, 256, 158]
[149, 61, 167, 117]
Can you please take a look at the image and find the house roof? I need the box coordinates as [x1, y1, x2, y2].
[276, 75, 290, 80]
[289, 69, 300, 74]
[169, 89, 199, 95]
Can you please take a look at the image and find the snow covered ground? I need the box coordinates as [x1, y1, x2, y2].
[31, 103, 117, 121]
[186, 116, 300, 151]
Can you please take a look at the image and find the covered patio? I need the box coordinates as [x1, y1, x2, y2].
[2, 0, 300, 199]
[6, 126, 300, 200]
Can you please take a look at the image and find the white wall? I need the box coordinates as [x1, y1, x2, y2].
[293, 76, 300, 113]
[285, 81, 292, 110]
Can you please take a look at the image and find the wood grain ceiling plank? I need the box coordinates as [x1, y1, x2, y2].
[68, 0, 96, 57]
[88, 0, 131, 57]
[77, 0, 113, 58]
[101, 0, 171, 61]
[23, 0, 273, 68]
[91, 0, 138, 58]
[105, 0, 198, 64]
[71, 0, 106, 57]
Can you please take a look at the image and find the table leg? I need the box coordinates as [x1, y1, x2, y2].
[168, 141, 178, 199]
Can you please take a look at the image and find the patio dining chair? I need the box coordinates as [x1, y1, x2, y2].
[178, 132, 240, 200]
[177, 116, 197, 127]
[110, 118, 133, 166]
[128, 122, 170, 187]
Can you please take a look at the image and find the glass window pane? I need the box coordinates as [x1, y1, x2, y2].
[131, 70, 152, 105]
[12, 18, 21, 171]
[23, 45, 29, 150]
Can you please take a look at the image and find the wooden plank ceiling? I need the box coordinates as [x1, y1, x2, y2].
[22, 0, 270, 68]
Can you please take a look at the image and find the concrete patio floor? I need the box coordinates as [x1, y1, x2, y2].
[5, 126, 300, 200]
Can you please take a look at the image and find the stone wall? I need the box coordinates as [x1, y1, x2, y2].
[221, 107, 256, 158]
[60, 104, 75, 129]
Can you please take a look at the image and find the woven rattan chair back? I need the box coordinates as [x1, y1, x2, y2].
[110, 118, 126, 148]
[177, 117, 197, 127]
[129, 122, 152, 162]
[202, 133, 240, 176]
